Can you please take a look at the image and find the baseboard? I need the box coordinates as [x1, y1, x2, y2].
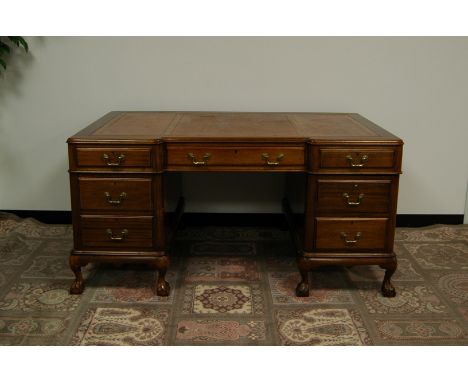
[1, 210, 72, 224]
[1, 210, 465, 227]
[396, 214, 464, 227]
[180, 213, 289, 228]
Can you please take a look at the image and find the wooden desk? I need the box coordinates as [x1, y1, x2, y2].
[67, 112, 403, 297]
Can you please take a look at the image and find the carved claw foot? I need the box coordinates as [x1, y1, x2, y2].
[153, 261, 171, 296]
[296, 269, 310, 297]
[69, 255, 84, 295]
[381, 278, 396, 297]
[70, 279, 84, 294]
[296, 281, 310, 297]
[380, 258, 397, 298]
[156, 280, 171, 297]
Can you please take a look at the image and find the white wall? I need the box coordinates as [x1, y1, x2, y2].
[1, 37, 467, 214]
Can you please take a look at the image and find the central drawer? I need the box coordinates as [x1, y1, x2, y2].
[80, 216, 153, 249]
[79, 177, 153, 212]
[166, 143, 305, 171]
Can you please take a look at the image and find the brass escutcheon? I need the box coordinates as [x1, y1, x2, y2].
[106, 228, 128, 241]
[342, 192, 364, 206]
[346, 154, 368, 168]
[187, 152, 211, 165]
[102, 153, 125, 166]
[340, 231, 362, 244]
[261, 153, 284, 166]
[104, 192, 127, 205]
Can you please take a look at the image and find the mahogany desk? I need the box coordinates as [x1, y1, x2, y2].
[67, 112, 403, 297]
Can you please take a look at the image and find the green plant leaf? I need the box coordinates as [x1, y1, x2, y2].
[7, 37, 19, 45]
[16, 37, 29, 52]
[8, 37, 29, 52]
[0, 41, 11, 54]
[0, 37, 28, 74]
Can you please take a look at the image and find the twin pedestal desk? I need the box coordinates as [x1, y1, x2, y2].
[67, 112, 403, 298]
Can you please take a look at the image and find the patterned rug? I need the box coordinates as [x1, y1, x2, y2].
[0, 213, 467, 345]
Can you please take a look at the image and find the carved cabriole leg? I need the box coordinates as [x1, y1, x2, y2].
[296, 270, 310, 297]
[295, 256, 310, 297]
[69, 255, 84, 294]
[153, 255, 170, 297]
[380, 256, 397, 297]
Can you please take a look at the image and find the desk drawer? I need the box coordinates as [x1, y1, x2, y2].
[80, 216, 153, 249]
[166, 144, 305, 170]
[75, 147, 152, 168]
[314, 146, 399, 173]
[316, 179, 392, 214]
[315, 218, 389, 251]
[79, 177, 153, 212]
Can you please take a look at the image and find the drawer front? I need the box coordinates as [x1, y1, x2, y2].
[80, 216, 153, 249]
[166, 144, 305, 170]
[315, 218, 389, 251]
[316, 179, 392, 214]
[76, 147, 152, 168]
[79, 177, 153, 212]
[315, 147, 399, 172]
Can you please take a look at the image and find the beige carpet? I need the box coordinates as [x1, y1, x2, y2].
[0, 212, 467, 345]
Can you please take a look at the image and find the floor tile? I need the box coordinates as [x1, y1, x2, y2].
[182, 283, 264, 315]
[185, 256, 260, 282]
[357, 283, 448, 315]
[72, 307, 170, 345]
[374, 319, 465, 342]
[0, 281, 81, 312]
[269, 271, 354, 304]
[275, 308, 371, 345]
[175, 318, 268, 344]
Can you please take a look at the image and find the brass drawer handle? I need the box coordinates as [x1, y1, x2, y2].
[342, 192, 364, 206]
[346, 154, 368, 168]
[261, 153, 284, 166]
[104, 192, 127, 205]
[102, 153, 125, 166]
[187, 152, 211, 165]
[340, 231, 361, 245]
[106, 228, 128, 241]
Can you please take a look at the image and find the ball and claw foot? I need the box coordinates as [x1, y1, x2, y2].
[70, 279, 84, 294]
[69, 256, 84, 294]
[296, 282, 310, 297]
[381, 279, 396, 297]
[156, 280, 170, 297]
[380, 261, 397, 297]
[295, 269, 310, 297]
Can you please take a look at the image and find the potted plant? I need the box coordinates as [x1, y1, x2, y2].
[0, 36, 28, 71]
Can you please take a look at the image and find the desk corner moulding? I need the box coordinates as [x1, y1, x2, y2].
[67, 111, 403, 297]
